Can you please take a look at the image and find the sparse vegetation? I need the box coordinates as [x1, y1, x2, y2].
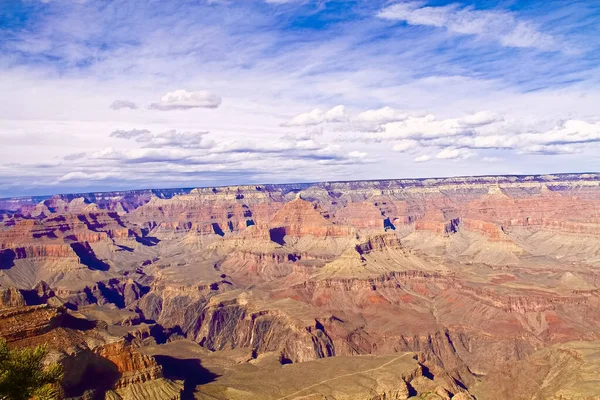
[0, 338, 63, 400]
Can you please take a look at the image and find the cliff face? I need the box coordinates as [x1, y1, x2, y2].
[2, 173, 600, 398]
[195, 299, 335, 363]
[0, 304, 176, 399]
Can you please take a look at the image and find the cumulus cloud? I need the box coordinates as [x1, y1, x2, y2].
[282, 127, 324, 141]
[282, 105, 346, 127]
[58, 171, 121, 182]
[392, 140, 418, 153]
[371, 112, 493, 141]
[412, 148, 476, 162]
[442, 135, 516, 149]
[435, 147, 476, 160]
[110, 129, 151, 139]
[520, 120, 600, 146]
[350, 107, 427, 132]
[321, 104, 600, 164]
[355, 108, 600, 157]
[339, 108, 504, 144]
[414, 155, 432, 163]
[148, 89, 222, 110]
[111, 129, 213, 149]
[138, 130, 214, 149]
[434, 119, 600, 152]
[109, 100, 138, 110]
[101, 130, 366, 166]
[348, 151, 367, 158]
[205, 136, 371, 164]
[460, 111, 501, 126]
[89, 147, 219, 164]
[355, 107, 417, 124]
[378, 2, 557, 51]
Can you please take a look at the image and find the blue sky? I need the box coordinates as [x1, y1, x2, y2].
[0, 0, 599, 197]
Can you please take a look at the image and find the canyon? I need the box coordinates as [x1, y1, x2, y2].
[1, 173, 600, 399]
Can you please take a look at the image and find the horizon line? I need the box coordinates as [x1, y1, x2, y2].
[2, 171, 599, 201]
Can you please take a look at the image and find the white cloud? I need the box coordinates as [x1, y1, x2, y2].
[294, 139, 322, 150]
[411, 148, 476, 163]
[148, 89, 222, 111]
[520, 120, 600, 146]
[360, 110, 600, 157]
[282, 105, 346, 127]
[109, 100, 138, 110]
[355, 107, 416, 124]
[282, 128, 324, 141]
[392, 140, 418, 153]
[207, 138, 353, 164]
[460, 111, 501, 126]
[58, 171, 122, 182]
[373, 112, 493, 141]
[378, 2, 557, 51]
[435, 147, 476, 160]
[137, 130, 214, 149]
[414, 155, 432, 163]
[109, 129, 213, 149]
[438, 119, 600, 152]
[90, 147, 212, 164]
[425, 134, 517, 150]
[348, 151, 367, 158]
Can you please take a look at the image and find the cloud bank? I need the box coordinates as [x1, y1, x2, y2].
[148, 90, 222, 111]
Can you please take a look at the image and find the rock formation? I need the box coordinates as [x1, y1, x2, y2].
[1, 173, 600, 398]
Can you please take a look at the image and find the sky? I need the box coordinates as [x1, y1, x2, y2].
[1, 0, 599, 197]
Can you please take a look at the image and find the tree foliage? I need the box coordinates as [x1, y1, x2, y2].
[0, 338, 63, 400]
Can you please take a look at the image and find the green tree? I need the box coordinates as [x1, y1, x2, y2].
[0, 338, 63, 400]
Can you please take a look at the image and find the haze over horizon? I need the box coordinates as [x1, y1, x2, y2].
[1, 0, 600, 197]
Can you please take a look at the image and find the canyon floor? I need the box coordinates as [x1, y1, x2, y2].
[2, 173, 600, 399]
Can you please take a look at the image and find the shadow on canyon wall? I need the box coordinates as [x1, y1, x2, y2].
[154, 355, 219, 399]
[0, 249, 16, 269]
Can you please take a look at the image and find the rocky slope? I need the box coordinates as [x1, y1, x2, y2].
[472, 340, 600, 400]
[1, 173, 600, 398]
